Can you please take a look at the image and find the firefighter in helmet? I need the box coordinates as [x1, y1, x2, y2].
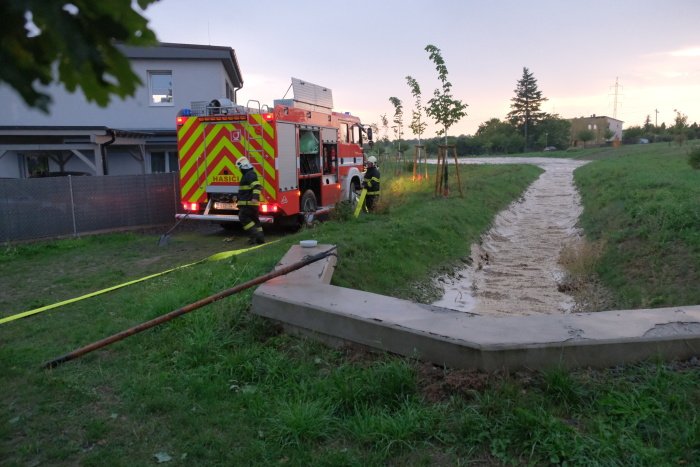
[236, 157, 265, 244]
[362, 155, 381, 211]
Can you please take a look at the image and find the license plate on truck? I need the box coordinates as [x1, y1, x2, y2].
[214, 202, 237, 210]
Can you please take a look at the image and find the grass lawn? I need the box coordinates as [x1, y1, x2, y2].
[575, 142, 700, 308]
[1, 147, 699, 465]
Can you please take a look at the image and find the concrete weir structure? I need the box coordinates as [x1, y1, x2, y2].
[252, 244, 700, 371]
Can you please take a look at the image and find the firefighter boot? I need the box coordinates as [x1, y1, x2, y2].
[254, 225, 265, 244]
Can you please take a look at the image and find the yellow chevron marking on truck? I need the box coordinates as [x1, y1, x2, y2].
[250, 113, 275, 139]
[178, 118, 203, 157]
[208, 159, 238, 185]
[178, 119, 278, 202]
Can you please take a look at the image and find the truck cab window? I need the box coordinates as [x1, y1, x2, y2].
[340, 123, 349, 143]
[352, 125, 361, 144]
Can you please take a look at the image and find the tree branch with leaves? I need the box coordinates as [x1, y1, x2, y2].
[0, 0, 158, 112]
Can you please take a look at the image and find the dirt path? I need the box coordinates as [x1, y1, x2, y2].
[432, 157, 590, 316]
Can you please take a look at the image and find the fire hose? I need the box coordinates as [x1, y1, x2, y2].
[43, 246, 337, 369]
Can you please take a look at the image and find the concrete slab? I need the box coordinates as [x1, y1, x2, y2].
[253, 244, 700, 371]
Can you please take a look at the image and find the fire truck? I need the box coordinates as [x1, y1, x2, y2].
[175, 78, 372, 228]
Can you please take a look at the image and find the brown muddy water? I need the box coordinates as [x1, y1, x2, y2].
[433, 157, 590, 316]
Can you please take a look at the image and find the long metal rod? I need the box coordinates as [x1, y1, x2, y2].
[43, 247, 337, 369]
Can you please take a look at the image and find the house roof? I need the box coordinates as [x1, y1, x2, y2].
[568, 115, 624, 123]
[0, 126, 151, 138]
[116, 42, 243, 89]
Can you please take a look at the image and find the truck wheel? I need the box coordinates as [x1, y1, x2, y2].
[300, 189, 317, 226]
[348, 178, 362, 207]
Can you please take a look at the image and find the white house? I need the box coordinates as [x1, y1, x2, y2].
[0, 42, 243, 178]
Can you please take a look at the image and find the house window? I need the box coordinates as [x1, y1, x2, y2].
[151, 151, 179, 173]
[26, 153, 49, 177]
[148, 71, 173, 106]
[225, 81, 233, 100]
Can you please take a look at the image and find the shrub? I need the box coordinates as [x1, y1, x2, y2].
[688, 146, 700, 170]
[329, 200, 354, 222]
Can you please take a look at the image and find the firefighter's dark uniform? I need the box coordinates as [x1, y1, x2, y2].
[238, 166, 265, 244]
[363, 164, 381, 211]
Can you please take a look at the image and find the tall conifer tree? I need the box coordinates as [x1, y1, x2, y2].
[507, 67, 547, 151]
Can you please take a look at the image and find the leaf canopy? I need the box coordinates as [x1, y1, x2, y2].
[0, 0, 158, 112]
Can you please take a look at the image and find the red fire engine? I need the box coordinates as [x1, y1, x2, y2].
[175, 78, 372, 227]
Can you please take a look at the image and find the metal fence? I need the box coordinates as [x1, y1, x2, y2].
[0, 173, 179, 242]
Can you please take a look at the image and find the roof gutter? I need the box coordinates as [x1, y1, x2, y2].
[101, 129, 116, 175]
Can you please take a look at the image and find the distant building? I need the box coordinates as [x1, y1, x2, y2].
[568, 115, 623, 147]
[0, 42, 242, 178]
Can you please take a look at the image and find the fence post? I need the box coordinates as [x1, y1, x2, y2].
[68, 175, 78, 237]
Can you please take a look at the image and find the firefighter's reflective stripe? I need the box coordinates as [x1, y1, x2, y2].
[242, 221, 255, 231]
[239, 181, 262, 190]
[239, 179, 262, 206]
[367, 176, 380, 193]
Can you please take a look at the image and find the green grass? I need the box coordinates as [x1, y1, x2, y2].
[1, 152, 699, 465]
[575, 142, 700, 308]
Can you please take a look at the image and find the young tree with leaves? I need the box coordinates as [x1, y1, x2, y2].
[389, 97, 404, 154]
[0, 0, 158, 112]
[424, 44, 468, 143]
[424, 44, 467, 197]
[378, 113, 390, 157]
[672, 110, 689, 146]
[406, 76, 429, 180]
[405, 76, 427, 144]
[507, 67, 548, 151]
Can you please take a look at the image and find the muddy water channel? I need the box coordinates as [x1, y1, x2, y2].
[433, 157, 590, 316]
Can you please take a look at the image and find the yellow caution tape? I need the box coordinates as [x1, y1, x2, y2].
[0, 241, 276, 325]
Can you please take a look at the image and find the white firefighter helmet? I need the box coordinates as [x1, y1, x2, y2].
[367, 156, 377, 165]
[236, 157, 253, 170]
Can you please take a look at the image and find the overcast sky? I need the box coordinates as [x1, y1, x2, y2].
[144, 0, 700, 136]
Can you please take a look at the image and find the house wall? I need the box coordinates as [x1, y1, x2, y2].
[0, 48, 238, 178]
[0, 152, 21, 178]
[2, 146, 177, 178]
[608, 119, 623, 140]
[0, 59, 231, 130]
[569, 116, 624, 147]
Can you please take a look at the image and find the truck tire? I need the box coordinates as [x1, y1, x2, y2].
[300, 189, 318, 226]
[348, 178, 362, 208]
